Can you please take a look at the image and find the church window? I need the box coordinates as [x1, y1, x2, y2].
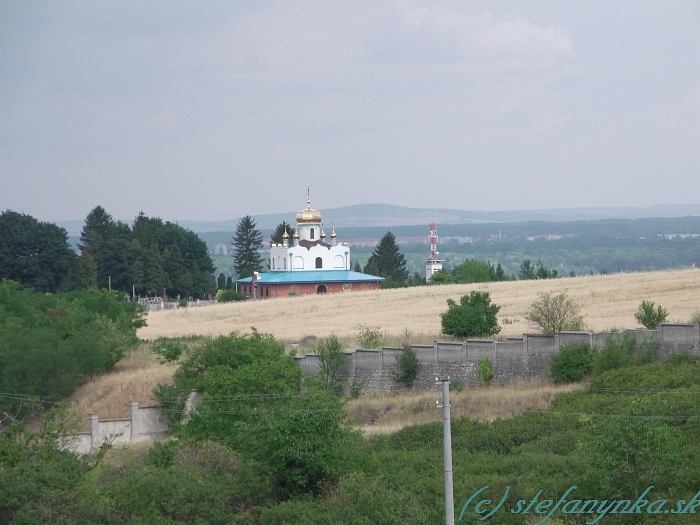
[315, 257, 322, 269]
[310, 227, 315, 239]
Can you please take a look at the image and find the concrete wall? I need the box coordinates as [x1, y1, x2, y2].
[68, 401, 168, 455]
[297, 323, 700, 395]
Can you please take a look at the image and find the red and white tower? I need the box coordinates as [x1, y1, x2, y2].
[425, 223, 444, 281]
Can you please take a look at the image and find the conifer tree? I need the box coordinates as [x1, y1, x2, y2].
[232, 215, 264, 278]
[364, 231, 408, 283]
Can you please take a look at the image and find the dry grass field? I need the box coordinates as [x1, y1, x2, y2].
[346, 381, 582, 436]
[139, 269, 700, 345]
[70, 344, 177, 430]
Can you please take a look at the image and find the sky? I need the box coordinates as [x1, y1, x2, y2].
[1, 1, 699, 223]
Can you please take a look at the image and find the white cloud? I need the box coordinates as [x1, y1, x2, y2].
[367, 2, 573, 63]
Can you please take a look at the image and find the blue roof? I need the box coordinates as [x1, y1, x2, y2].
[236, 270, 385, 284]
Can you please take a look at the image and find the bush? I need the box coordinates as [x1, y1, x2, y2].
[152, 338, 189, 364]
[524, 291, 584, 335]
[392, 345, 419, 386]
[315, 335, 346, 388]
[440, 291, 501, 339]
[428, 269, 454, 285]
[476, 356, 494, 383]
[634, 300, 669, 329]
[358, 326, 382, 349]
[217, 289, 248, 302]
[550, 342, 593, 383]
[592, 333, 636, 375]
[690, 310, 700, 324]
[591, 333, 661, 376]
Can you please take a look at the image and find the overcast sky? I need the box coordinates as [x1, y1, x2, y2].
[1, 1, 698, 222]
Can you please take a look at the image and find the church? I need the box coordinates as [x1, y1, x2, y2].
[237, 193, 384, 298]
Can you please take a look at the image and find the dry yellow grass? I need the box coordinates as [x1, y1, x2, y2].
[346, 381, 582, 436]
[70, 344, 177, 430]
[139, 269, 700, 343]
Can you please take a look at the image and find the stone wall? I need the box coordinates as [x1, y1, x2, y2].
[294, 323, 700, 395]
[70, 323, 700, 452]
[68, 401, 168, 455]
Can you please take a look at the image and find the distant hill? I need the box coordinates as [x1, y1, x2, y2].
[57, 203, 700, 237]
[164, 203, 700, 233]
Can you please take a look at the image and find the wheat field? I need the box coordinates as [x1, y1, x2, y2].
[139, 269, 700, 343]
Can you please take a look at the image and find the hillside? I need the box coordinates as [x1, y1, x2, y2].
[139, 269, 700, 343]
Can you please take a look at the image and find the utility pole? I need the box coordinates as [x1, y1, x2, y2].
[436, 377, 454, 525]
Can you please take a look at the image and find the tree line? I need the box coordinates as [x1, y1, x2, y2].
[1, 207, 216, 298]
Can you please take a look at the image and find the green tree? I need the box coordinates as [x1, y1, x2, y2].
[315, 335, 346, 388]
[226, 276, 233, 289]
[142, 243, 169, 295]
[353, 261, 362, 273]
[428, 268, 454, 285]
[217, 272, 226, 290]
[440, 291, 501, 338]
[392, 345, 419, 386]
[161, 331, 359, 496]
[0, 210, 77, 293]
[550, 342, 593, 383]
[518, 259, 536, 280]
[452, 260, 492, 283]
[586, 399, 685, 499]
[270, 221, 295, 245]
[76, 252, 98, 289]
[535, 259, 559, 279]
[364, 232, 408, 283]
[634, 300, 669, 329]
[524, 291, 585, 334]
[78, 205, 114, 252]
[232, 215, 264, 278]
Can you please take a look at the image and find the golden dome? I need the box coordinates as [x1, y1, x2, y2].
[295, 193, 322, 224]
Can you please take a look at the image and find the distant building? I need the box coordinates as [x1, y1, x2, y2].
[236, 191, 384, 298]
[213, 243, 228, 255]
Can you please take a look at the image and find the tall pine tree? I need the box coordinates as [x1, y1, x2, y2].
[364, 231, 408, 283]
[232, 215, 264, 278]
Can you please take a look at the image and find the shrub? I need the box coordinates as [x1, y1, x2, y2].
[440, 291, 501, 339]
[152, 338, 189, 364]
[358, 326, 382, 349]
[476, 356, 494, 384]
[591, 333, 661, 377]
[315, 335, 346, 388]
[217, 289, 248, 302]
[524, 291, 584, 335]
[592, 333, 636, 375]
[550, 342, 593, 383]
[392, 345, 419, 386]
[634, 300, 669, 329]
[428, 269, 454, 285]
[690, 310, 700, 325]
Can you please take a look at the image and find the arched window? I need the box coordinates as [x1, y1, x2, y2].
[315, 257, 323, 269]
[272, 258, 275, 269]
[317, 284, 327, 294]
[310, 227, 315, 239]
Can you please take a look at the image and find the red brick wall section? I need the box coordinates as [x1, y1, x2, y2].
[245, 281, 382, 298]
